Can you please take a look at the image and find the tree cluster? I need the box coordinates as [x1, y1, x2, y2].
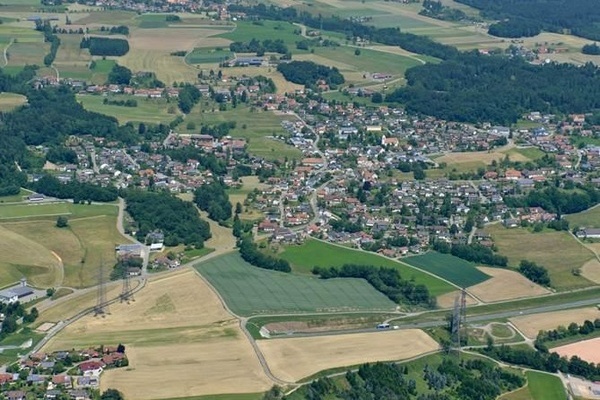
[277, 60, 345, 88]
[505, 185, 600, 217]
[32, 175, 118, 202]
[582, 43, 600, 55]
[456, 0, 600, 41]
[518, 260, 551, 286]
[420, 0, 468, 22]
[80, 36, 130, 56]
[200, 121, 236, 139]
[193, 181, 232, 222]
[230, 38, 288, 55]
[103, 98, 137, 107]
[312, 264, 434, 307]
[536, 319, 600, 349]
[238, 235, 291, 272]
[111, 256, 142, 281]
[123, 189, 211, 248]
[99, 25, 129, 35]
[46, 146, 77, 164]
[0, 302, 38, 339]
[178, 84, 201, 114]
[107, 64, 132, 85]
[36, 20, 60, 66]
[433, 242, 508, 266]
[163, 147, 228, 176]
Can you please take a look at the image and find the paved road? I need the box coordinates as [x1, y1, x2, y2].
[117, 197, 149, 273]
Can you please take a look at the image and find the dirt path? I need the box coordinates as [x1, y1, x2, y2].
[2, 39, 14, 67]
[50, 251, 64, 288]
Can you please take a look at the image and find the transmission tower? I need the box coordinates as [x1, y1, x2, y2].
[94, 261, 108, 316]
[120, 268, 133, 303]
[451, 288, 468, 354]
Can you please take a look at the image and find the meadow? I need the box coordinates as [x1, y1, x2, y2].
[194, 252, 397, 316]
[565, 205, 600, 229]
[185, 48, 234, 64]
[0, 92, 26, 112]
[486, 225, 595, 290]
[501, 371, 566, 400]
[279, 238, 455, 296]
[77, 94, 180, 124]
[403, 251, 490, 287]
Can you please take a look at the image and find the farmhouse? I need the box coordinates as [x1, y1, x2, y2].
[78, 361, 104, 377]
[115, 244, 144, 258]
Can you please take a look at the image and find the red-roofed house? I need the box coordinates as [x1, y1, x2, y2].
[79, 361, 104, 377]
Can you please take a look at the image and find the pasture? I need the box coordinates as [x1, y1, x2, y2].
[53, 34, 92, 81]
[0, 92, 26, 112]
[43, 270, 272, 399]
[194, 252, 398, 316]
[77, 94, 180, 125]
[565, 205, 600, 229]
[552, 337, 600, 365]
[185, 48, 233, 64]
[468, 267, 550, 302]
[279, 238, 454, 296]
[257, 329, 439, 382]
[486, 225, 595, 290]
[509, 307, 600, 339]
[501, 371, 566, 400]
[185, 105, 301, 161]
[403, 251, 490, 287]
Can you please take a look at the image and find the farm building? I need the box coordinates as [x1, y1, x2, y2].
[27, 193, 44, 202]
[576, 228, 600, 239]
[0, 279, 34, 304]
[115, 244, 144, 258]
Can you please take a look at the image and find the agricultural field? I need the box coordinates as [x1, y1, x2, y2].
[468, 267, 550, 303]
[185, 48, 234, 64]
[565, 205, 600, 229]
[53, 34, 92, 81]
[77, 94, 180, 125]
[0, 203, 128, 288]
[433, 146, 531, 173]
[0, 92, 27, 112]
[551, 337, 600, 364]
[509, 307, 600, 338]
[185, 104, 301, 161]
[43, 270, 272, 399]
[257, 329, 439, 382]
[501, 371, 566, 400]
[403, 252, 490, 287]
[218, 20, 303, 46]
[279, 238, 455, 296]
[486, 225, 595, 290]
[194, 252, 398, 316]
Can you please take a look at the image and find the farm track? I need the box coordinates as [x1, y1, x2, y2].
[2, 39, 14, 67]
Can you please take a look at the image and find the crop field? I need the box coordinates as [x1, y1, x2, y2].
[194, 253, 398, 316]
[5, 41, 48, 67]
[257, 329, 439, 382]
[501, 371, 566, 400]
[53, 34, 92, 81]
[218, 20, 303, 46]
[486, 225, 594, 290]
[185, 105, 301, 161]
[468, 267, 550, 302]
[565, 205, 600, 228]
[552, 337, 600, 365]
[403, 252, 490, 287]
[509, 307, 600, 339]
[0, 203, 126, 288]
[0, 92, 26, 112]
[434, 147, 530, 171]
[185, 48, 233, 64]
[77, 94, 180, 125]
[43, 270, 272, 399]
[279, 238, 454, 296]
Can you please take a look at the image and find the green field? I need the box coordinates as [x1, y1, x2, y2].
[194, 252, 397, 316]
[403, 252, 490, 287]
[185, 104, 301, 161]
[506, 147, 547, 160]
[565, 205, 600, 229]
[77, 94, 180, 124]
[279, 239, 454, 296]
[0, 92, 27, 112]
[487, 225, 594, 290]
[0, 188, 32, 203]
[502, 371, 566, 400]
[0, 202, 117, 220]
[160, 394, 263, 400]
[219, 20, 304, 47]
[185, 48, 233, 64]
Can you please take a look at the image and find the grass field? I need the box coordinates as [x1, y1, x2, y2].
[185, 48, 233, 64]
[279, 239, 454, 296]
[77, 94, 180, 124]
[195, 252, 398, 316]
[565, 206, 600, 229]
[0, 92, 26, 112]
[219, 20, 303, 46]
[44, 270, 272, 399]
[502, 371, 566, 400]
[403, 252, 490, 287]
[185, 105, 301, 161]
[258, 329, 438, 382]
[486, 225, 594, 290]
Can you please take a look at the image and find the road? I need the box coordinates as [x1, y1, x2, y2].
[2, 39, 13, 67]
[117, 197, 149, 273]
[90, 148, 100, 174]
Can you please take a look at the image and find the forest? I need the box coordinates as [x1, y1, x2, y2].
[386, 53, 600, 124]
[312, 264, 434, 307]
[285, 358, 524, 400]
[80, 36, 130, 56]
[193, 181, 232, 222]
[277, 61, 345, 88]
[122, 189, 211, 248]
[456, 0, 600, 40]
[31, 175, 119, 203]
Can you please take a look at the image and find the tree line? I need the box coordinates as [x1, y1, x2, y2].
[80, 36, 129, 56]
[35, 20, 60, 67]
[433, 242, 508, 267]
[123, 189, 211, 248]
[505, 185, 600, 217]
[312, 263, 434, 307]
[277, 60, 345, 89]
[31, 175, 119, 203]
[230, 38, 289, 56]
[536, 319, 600, 350]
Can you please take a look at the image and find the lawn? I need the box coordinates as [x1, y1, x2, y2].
[194, 252, 398, 316]
[502, 371, 566, 400]
[77, 94, 180, 125]
[0, 92, 27, 112]
[279, 238, 455, 296]
[486, 225, 594, 290]
[185, 104, 301, 161]
[185, 48, 233, 64]
[565, 206, 600, 229]
[403, 252, 490, 287]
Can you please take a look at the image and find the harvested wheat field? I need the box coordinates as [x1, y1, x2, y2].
[437, 290, 478, 308]
[42, 269, 271, 399]
[468, 267, 550, 303]
[436, 148, 528, 166]
[510, 307, 600, 339]
[551, 337, 600, 364]
[580, 259, 600, 284]
[258, 329, 439, 382]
